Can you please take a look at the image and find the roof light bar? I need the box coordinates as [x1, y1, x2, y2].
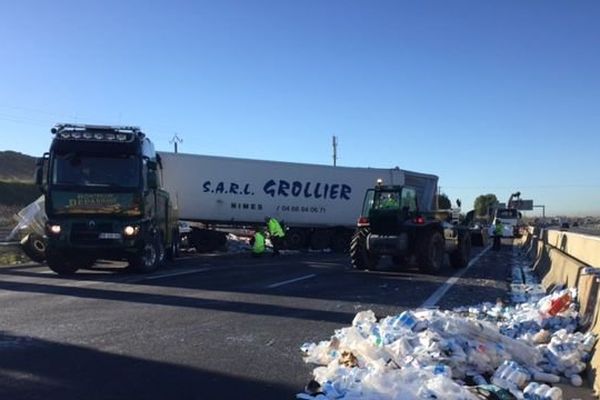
[51, 123, 143, 142]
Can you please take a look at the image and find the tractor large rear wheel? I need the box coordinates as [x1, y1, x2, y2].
[350, 228, 379, 270]
[417, 231, 445, 274]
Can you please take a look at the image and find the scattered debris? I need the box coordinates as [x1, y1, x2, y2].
[297, 259, 596, 400]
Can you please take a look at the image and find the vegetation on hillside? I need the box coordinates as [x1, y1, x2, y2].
[0, 151, 36, 182]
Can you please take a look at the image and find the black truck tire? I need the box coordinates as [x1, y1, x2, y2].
[129, 235, 163, 273]
[450, 233, 472, 269]
[331, 230, 351, 253]
[190, 229, 227, 253]
[284, 228, 307, 250]
[350, 228, 379, 270]
[165, 228, 180, 261]
[46, 253, 80, 275]
[21, 233, 47, 263]
[417, 230, 445, 274]
[310, 229, 332, 250]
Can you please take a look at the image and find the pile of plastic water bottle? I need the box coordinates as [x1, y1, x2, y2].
[298, 286, 595, 399]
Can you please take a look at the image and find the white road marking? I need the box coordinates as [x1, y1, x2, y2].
[267, 274, 317, 288]
[420, 245, 492, 308]
[134, 267, 212, 282]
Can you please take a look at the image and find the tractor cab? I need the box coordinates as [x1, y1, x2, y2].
[359, 182, 419, 235]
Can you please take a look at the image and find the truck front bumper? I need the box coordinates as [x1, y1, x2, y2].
[45, 218, 149, 260]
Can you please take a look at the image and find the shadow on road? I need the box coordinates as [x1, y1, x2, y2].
[0, 331, 294, 400]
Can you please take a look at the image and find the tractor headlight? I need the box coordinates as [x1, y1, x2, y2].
[49, 224, 61, 234]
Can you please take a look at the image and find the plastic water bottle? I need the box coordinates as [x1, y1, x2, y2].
[393, 310, 417, 331]
[430, 363, 452, 378]
[534, 384, 550, 399]
[370, 325, 383, 347]
[545, 387, 563, 400]
[570, 374, 583, 387]
[523, 382, 539, 399]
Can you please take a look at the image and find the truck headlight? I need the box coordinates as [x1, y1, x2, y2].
[123, 225, 139, 237]
[49, 224, 61, 234]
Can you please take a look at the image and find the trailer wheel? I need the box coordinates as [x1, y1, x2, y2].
[417, 231, 445, 274]
[350, 228, 378, 270]
[284, 228, 307, 250]
[331, 230, 351, 253]
[310, 229, 332, 250]
[46, 253, 80, 275]
[21, 233, 47, 263]
[190, 229, 227, 253]
[450, 233, 472, 269]
[129, 235, 162, 273]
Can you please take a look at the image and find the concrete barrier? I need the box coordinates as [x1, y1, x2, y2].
[522, 228, 600, 395]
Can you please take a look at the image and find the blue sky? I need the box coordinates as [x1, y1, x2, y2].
[0, 0, 599, 216]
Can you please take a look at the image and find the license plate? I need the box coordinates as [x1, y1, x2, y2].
[99, 232, 122, 239]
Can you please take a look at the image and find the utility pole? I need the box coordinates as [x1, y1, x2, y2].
[170, 134, 183, 153]
[332, 135, 338, 167]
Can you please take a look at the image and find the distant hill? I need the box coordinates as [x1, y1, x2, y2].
[0, 151, 36, 182]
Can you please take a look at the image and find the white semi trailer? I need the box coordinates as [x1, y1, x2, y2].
[158, 152, 438, 252]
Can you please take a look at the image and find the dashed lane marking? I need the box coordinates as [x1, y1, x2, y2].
[132, 267, 213, 282]
[267, 273, 317, 289]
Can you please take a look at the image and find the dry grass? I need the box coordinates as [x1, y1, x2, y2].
[0, 244, 28, 265]
[0, 204, 19, 230]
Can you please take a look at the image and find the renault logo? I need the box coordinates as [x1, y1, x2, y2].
[88, 220, 96, 229]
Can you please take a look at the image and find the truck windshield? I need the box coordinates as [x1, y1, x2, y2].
[52, 153, 140, 188]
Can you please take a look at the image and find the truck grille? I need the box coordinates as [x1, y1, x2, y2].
[70, 222, 115, 244]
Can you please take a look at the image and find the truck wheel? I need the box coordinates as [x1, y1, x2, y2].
[46, 253, 80, 275]
[79, 258, 96, 270]
[450, 233, 472, 269]
[284, 228, 307, 250]
[350, 228, 378, 270]
[417, 231, 445, 274]
[129, 236, 162, 273]
[165, 229, 180, 261]
[21, 233, 47, 263]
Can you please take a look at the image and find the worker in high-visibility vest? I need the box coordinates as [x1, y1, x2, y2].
[250, 229, 266, 257]
[380, 193, 399, 209]
[265, 216, 285, 255]
[493, 219, 504, 251]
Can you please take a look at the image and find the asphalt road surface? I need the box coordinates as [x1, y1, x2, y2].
[0, 241, 580, 399]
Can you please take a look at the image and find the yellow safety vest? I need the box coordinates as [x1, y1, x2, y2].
[267, 218, 285, 237]
[494, 223, 504, 236]
[253, 232, 266, 254]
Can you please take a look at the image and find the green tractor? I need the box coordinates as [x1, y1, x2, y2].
[350, 182, 472, 274]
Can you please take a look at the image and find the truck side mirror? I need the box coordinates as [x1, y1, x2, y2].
[147, 170, 158, 189]
[147, 160, 157, 171]
[35, 153, 49, 193]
